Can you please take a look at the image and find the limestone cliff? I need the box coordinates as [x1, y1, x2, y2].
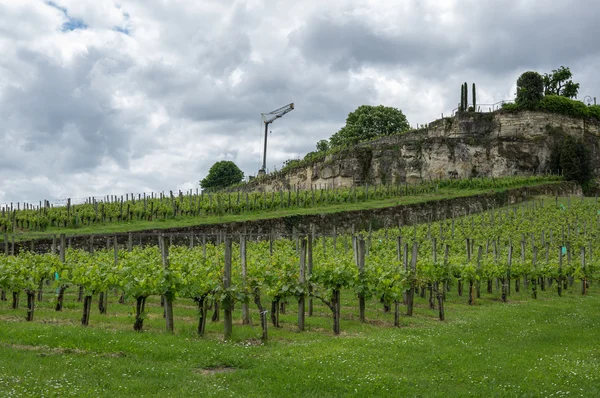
[249, 110, 600, 192]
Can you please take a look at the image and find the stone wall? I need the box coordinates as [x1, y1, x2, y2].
[248, 111, 600, 192]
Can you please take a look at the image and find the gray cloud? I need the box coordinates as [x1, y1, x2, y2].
[456, 1, 600, 74]
[289, 15, 461, 71]
[1, 47, 136, 174]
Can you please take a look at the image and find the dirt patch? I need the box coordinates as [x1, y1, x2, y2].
[236, 338, 262, 347]
[193, 366, 237, 376]
[4, 343, 125, 358]
[366, 318, 393, 327]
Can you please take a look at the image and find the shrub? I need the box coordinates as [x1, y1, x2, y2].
[538, 95, 590, 118]
[501, 103, 520, 112]
[588, 105, 600, 120]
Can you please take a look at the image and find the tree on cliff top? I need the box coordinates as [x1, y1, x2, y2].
[200, 161, 244, 191]
[516, 71, 544, 109]
[329, 105, 410, 148]
[543, 66, 580, 99]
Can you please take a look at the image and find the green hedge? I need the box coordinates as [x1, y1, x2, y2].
[502, 95, 600, 121]
[588, 105, 600, 120]
[538, 95, 590, 118]
[501, 103, 521, 112]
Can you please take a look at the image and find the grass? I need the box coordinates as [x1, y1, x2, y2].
[0, 280, 598, 397]
[4, 180, 562, 242]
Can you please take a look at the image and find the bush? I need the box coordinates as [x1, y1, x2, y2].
[588, 105, 600, 120]
[538, 95, 590, 118]
[516, 71, 544, 109]
[501, 103, 521, 112]
[505, 95, 600, 121]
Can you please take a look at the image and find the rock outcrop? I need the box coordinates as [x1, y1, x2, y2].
[248, 110, 600, 192]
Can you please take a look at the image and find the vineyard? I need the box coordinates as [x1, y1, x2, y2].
[0, 175, 560, 236]
[1, 195, 597, 338]
[1, 196, 600, 396]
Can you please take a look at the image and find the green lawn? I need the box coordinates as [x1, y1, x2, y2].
[4, 180, 562, 242]
[0, 281, 597, 397]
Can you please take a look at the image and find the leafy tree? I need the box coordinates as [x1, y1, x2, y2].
[200, 161, 244, 191]
[543, 66, 580, 99]
[316, 140, 330, 152]
[516, 71, 544, 109]
[329, 105, 410, 148]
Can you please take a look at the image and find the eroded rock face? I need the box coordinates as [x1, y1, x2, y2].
[249, 111, 600, 192]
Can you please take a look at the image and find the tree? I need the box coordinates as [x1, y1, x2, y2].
[543, 66, 580, 98]
[329, 105, 410, 148]
[200, 161, 244, 191]
[316, 140, 330, 152]
[516, 71, 544, 109]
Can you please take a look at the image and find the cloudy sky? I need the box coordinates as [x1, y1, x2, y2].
[1, 0, 599, 205]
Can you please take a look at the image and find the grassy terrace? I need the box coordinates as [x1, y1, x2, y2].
[0, 283, 598, 397]
[3, 178, 563, 242]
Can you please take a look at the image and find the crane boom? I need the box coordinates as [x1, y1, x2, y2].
[259, 102, 294, 175]
[261, 103, 294, 124]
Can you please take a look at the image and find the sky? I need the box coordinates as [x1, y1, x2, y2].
[1, 0, 599, 205]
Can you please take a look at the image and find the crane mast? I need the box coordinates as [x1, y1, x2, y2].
[259, 103, 294, 176]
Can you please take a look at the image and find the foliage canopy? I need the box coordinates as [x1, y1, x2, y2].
[516, 71, 544, 109]
[543, 66, 580, 98]
[329, 105, 410, 148]
[200, 161, 244, 191]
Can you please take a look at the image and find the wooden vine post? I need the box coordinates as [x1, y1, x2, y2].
[240, 235, 251, 325]
[403, 242, 409, 305]
[581, 247, 587, 295]
[394, 237, 402, 327]
[1, 234, 7, 302]
[502, 246, 511, 303]
[531, 247, 538, 299]
[557, 247, 563, 297]
[298, 238, 307, 331]
[407, 242, 418, 316]
[307, 229, 314, 317]
[357, 237, 366, 323]
[487, 242, 493, 294]
[160, 234, 175, 333]
[100, 237, 114, 312]
[438, 245, 449, 321]
[25, 239, 36, 322]
[476, 245, 482, 300]
[427, 237, 436, 310]
[467, 239, 474, 305]
[544, 243, 550, 290]
[98, 236, 108, 315]
[522, 240, 528, 291]
[55, 234, 67, 311]
[223, 237, 233, 340]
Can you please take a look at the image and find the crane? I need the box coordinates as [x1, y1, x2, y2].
[259, 103, 294, 175]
